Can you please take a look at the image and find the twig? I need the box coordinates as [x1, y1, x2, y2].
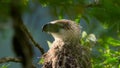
[21, 23, 45, 54]
[0, 57, 21, 63]
[0, 57, 36, 68]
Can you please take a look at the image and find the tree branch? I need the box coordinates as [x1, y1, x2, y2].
[10, 0, 44, 55]
[0, 57, 21, 63]
[0, 57, 36, 68]
[21, 23, 45, 54]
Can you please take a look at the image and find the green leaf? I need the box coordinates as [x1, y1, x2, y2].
[47, 41, 52, 48]
[58, 15, 63, 19]
[39, 58, 44, 64]
[103, 57, 118, 64]
[87, 34, 97, 43]
[81, 31, 87, 38]
[1, 64, 10, 68]
[107, 37, 120, 46]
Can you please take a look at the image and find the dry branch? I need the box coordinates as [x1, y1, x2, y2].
[21, 23, 45, 54]
[0, 57, 36, 68]
[0, 57, 21, 63]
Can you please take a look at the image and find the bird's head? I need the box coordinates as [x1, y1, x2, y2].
[42, 19, 81, 41]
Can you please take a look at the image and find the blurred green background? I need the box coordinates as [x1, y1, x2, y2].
[0, 0, 120, 68]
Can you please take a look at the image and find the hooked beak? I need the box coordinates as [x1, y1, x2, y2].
[42, 23, 60, 33]
[42, 23, 49, 32]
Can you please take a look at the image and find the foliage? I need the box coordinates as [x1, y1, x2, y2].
[39, 58, 44, 64]
[0, 0, 28, 22]
[0, 64, 10, 68]
[91, 36, 120, 68]
[88, 0, 120, 33]
[47, 41, 52, 48]
[80, 31, 97, 50]
[80, 31, 120, 68]
[37, 0, 120, 32]
[0, 0, 120, 68]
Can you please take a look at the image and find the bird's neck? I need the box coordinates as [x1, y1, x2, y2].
[53, 37, 80, 47]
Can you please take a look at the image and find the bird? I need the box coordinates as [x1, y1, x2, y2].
[42, 19, 91, 68]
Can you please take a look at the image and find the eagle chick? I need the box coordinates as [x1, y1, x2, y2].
[42, 19, 91, 68]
